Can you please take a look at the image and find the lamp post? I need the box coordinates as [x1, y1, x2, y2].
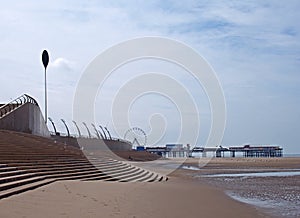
[42, 50, 49, 124]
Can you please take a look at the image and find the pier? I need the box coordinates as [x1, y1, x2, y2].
[227, 145, 283, 158]
[146, 144, 283, 158]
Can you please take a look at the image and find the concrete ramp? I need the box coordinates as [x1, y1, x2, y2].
[0, 94, 50, 137]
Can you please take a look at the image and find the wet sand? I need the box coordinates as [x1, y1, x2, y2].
[178, 157, 300, 218]
[0, 157, 299, 218]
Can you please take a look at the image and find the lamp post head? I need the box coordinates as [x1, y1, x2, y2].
[42, 50, 49, 70]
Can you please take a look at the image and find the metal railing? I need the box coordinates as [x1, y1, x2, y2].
[49, 119, 132, 144]
[0, 94, 38, 119]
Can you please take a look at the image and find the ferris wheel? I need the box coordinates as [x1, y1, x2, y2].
[124, 127, 147, 148]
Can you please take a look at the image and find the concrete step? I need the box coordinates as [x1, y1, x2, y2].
[100, 165, 140, 177]
[2, 164, 101, 178]
[39, 167, 101, 177]
[13, 160, 88, 165]
[108, 168, 145, 180]
[88, 160, 123, 166]
[136, 172, 155, 182]
[118, 170, 151, 182]
[147, 174, 160, 182]
[53, 171, 109, 181]
[0, 179, 55, 199]
[0, 166, 18, 172]
[91, 163, 130, 171]
[0, 165, 98, 179]
[122, 171, 157, 182]
[13, 162, 94, 171]
[3, 159, 89, 166]
[79, 166, 145, 182]
[140, 173, 167, 182]
[44, 168, 104, 180]
[0, 169, 31, 178]
[98, 165, 134, 175]
[0, 176, 46, 192]
[0, 172, 37, 185]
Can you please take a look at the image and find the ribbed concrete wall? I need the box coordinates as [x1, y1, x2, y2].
[0, 103, 50, 137]
[51, 135, 132, 151]
[79, 138, 132, 151]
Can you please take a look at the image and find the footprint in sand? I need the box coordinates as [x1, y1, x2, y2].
[101, 202, 108, 206]
[76, 193, 87, 198]
[63, 185, 72, 194]
[91, 197, 98, 202]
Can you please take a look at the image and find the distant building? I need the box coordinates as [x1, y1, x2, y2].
[136, 146, 145, 151]
[166, 144, 183, 150]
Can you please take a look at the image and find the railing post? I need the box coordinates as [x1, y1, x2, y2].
[99, 125, 107, 139]
[104, 127, 112, 140]
[91, 124, 101, 139]
[82, 122, 92, 138]
[61, 119, 70, 137]
[72, 121, 81, 138]
[48, 117, 57, 135]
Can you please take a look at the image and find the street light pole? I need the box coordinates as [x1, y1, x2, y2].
[42, 50, 49, 124]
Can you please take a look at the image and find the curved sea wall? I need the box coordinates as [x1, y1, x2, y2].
[0, 102, 50, 137]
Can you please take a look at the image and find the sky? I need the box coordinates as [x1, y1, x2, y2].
[0, 0, 299, 154]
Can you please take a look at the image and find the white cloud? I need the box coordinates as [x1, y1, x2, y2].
[50, 58, 74, 71]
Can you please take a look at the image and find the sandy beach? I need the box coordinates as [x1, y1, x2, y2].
[2, 157, 298, 218]
[0, 177, 267, 218]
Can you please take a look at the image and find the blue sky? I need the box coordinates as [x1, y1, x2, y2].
[0, 1, 299, 153]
